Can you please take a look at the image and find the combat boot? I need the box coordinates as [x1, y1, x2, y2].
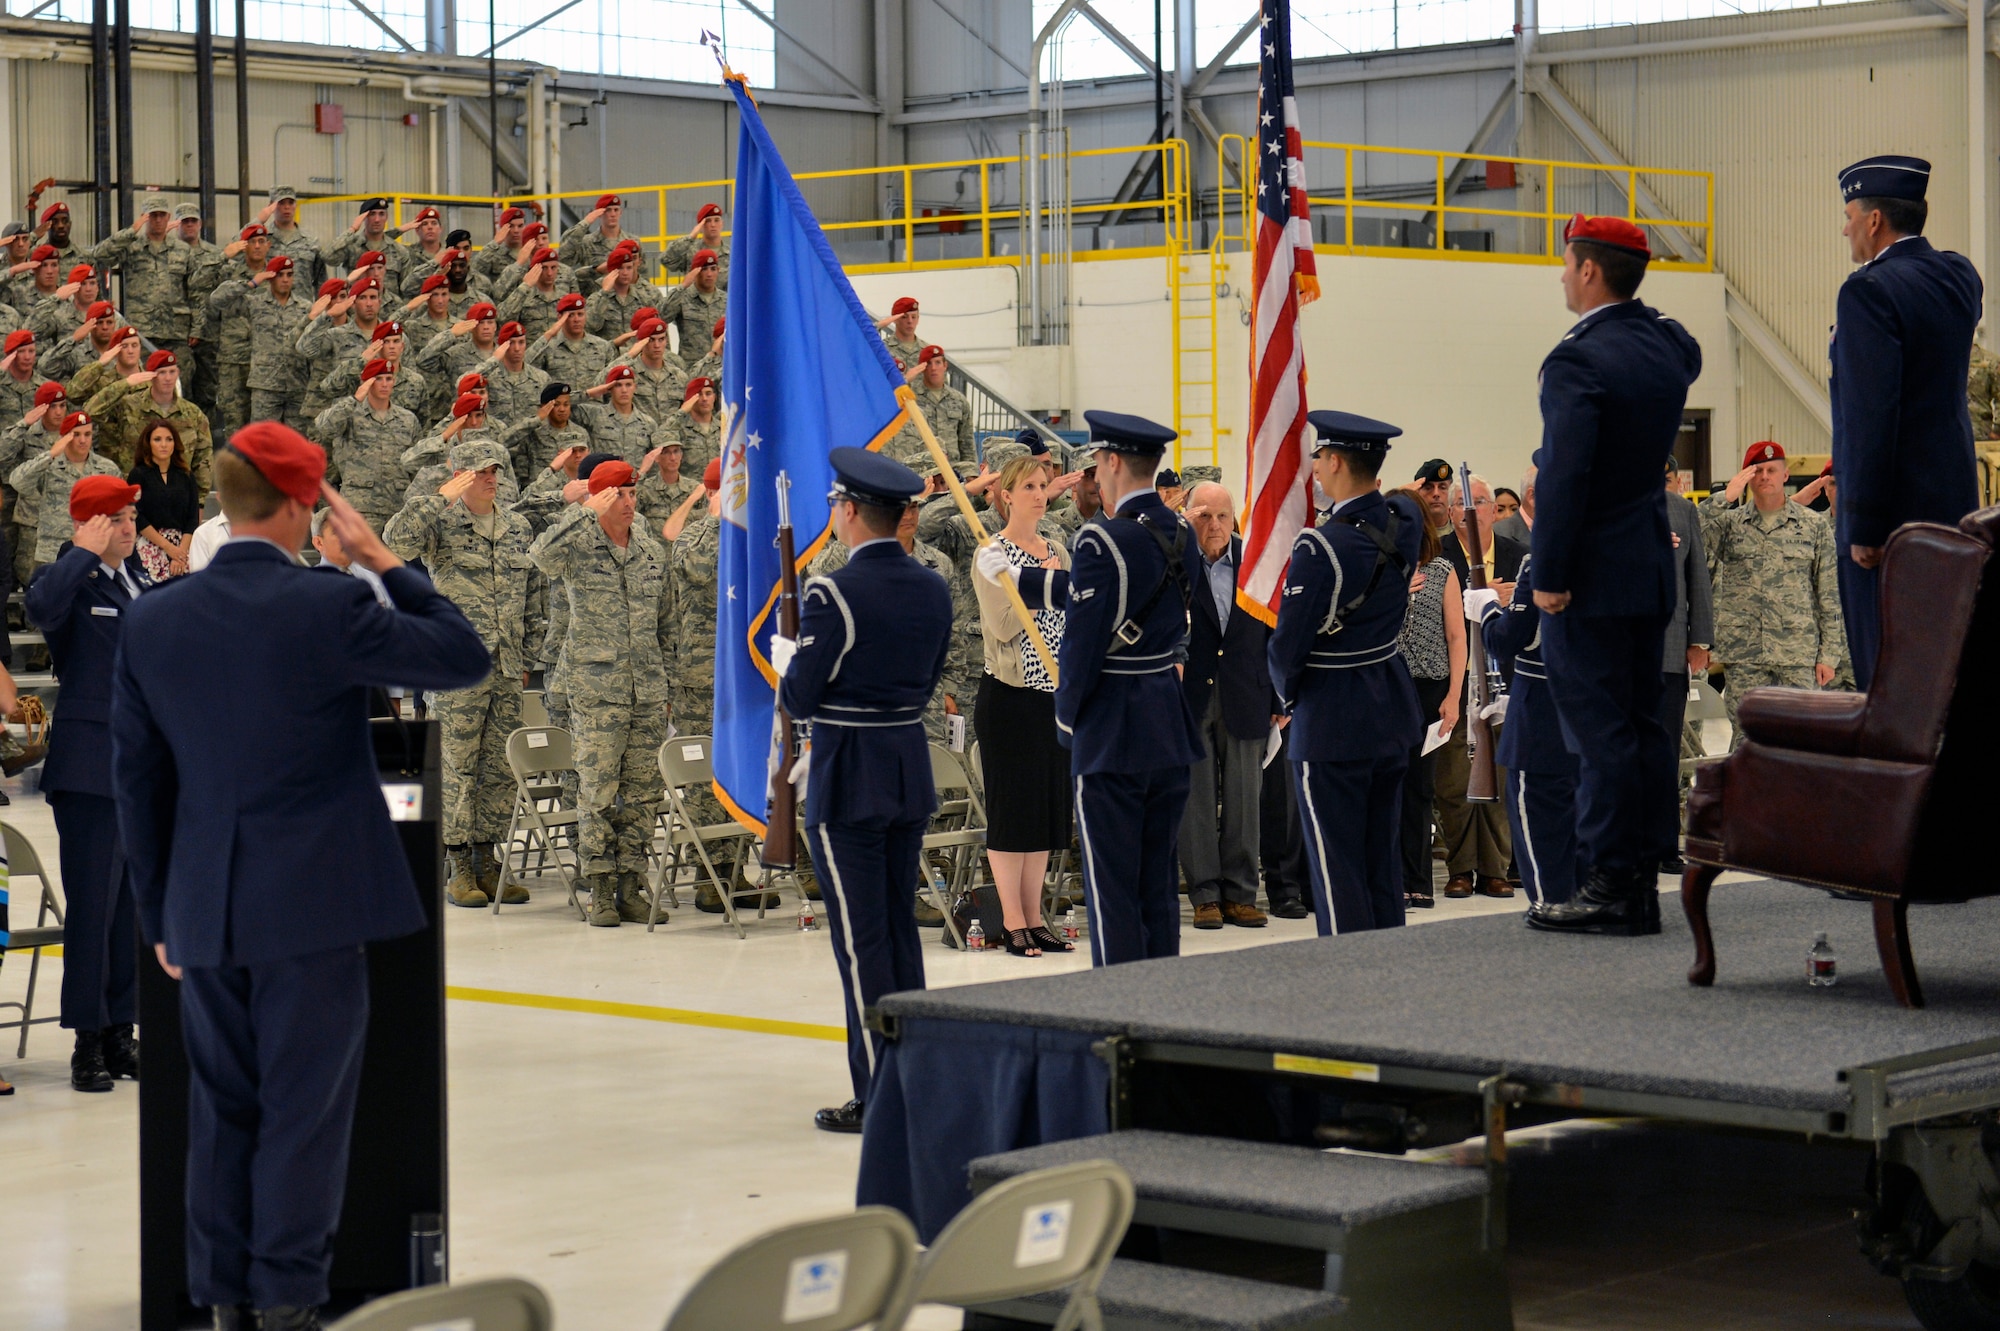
[586, 875, 621, 927]
[475, 843, 527, 905]
[1525, 865, 1658, 936]
[617, 872, 657, 924]
[445, 849, 488, 908]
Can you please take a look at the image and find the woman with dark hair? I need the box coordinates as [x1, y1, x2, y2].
[1396, 520, 1465, 909]
[1492, 487, 1522, 521]
[128, 417, 200, 581]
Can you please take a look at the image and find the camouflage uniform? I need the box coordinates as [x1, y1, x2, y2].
[886, 381, 976, 470]
[503, 416, 590, 481]
[585, 284, 667, 342]
[623, 352, 688, 423]
[244, 288, 314, 432]
[665, 512, 724, 829]
[295, 315, 365, 425]
[661, 233, 729, 287]
[81, 377, 213, 487]
[0, 370, 48, 424]
[203, 270, 262, 433]
[394, 245, 452, 299]
[492, 257, 577, 304]
[64, 358, 132, 408]
[266, 222, 325, 292]
[412, 328, 499, 416]
[558, 222, 651, 277]
[881, 330, 923, 368]
[471, 240, 517, 289]
[1970, 343, 2000, 441]
[85, 223, 193, 374]
[659, 284, 727, 367]
[314, 396, 419, 531]
[319, 356, 430, 421]
[10, 447, 123, 565]
[529, 503, 674, 918]
[0, 417, 57, 587]
[497, 283, 567, 341]
[323, 224, 410, 288]
[510, 468, 576, 796]
[580, 402, 657, 464]
[384, 440, 537, 900]
[658, 410, 722, 477]
[399, 431, 521, 508]
[527, 330, 613, 393]
[475, 358, 550, 432]
[637, 468, 698, 528]
[1699, 494, 1848, 741]
[183, 243, 229, 410]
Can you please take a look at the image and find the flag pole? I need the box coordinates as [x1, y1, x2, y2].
[901, 389, 1059, 685]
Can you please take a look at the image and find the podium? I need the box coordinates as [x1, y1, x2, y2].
[138, 720, 448, 1329]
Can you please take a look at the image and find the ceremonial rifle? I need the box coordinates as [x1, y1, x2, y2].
[1459, 460, 1501, 804]
[763, 470, 801, 869]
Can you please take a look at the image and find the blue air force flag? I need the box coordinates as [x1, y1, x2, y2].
[712, 74, 912, 832]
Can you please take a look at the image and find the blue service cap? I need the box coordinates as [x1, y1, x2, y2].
[1840, 155, 1930, 203]
[1016, 427, 1049, 455]
[1307, 410, 1402, 454]
[829, 445, 923, 505]
[1083, 409, 1176, 456]
[575, 451, 620, 481]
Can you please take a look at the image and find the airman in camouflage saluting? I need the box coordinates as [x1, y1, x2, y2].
[318, 320, 430, 419]
[475, 322, 551, 431]
[884, 345, 976, 470]
[662, 204, 730, 287]
[658, 376, 722, 476]
[876, 296, 924, 368]
[244, 257, 315, 433]
[83, 348, 213, 486]
[10, 410, 123, 568]
[498, 246, 571, 340]
[584, 241, 667, 340]
[503, 380, 591, 478]
[578, 364, 658, 462]
[201, 224, 275, 433]
[399, 395, 521, 508]
[614, 314, 689, 420]
[659, 251, 726, 367]
[314, 359, 419, 533]
[84, 194, 194, 377]
[527, 294, 613, 390]
[558, 194, 653, 276]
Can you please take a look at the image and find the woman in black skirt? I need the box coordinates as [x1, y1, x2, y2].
[971, 454, 1073, 957]
[127, 417, 200, 581]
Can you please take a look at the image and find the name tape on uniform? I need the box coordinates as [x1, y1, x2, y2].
[90, 606, 119, 616]
[1014, 1199, 1074, 1268]
[782, 1250, 848, 1323]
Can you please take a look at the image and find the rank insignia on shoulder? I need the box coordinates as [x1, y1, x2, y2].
[1284, 584, 1304, 596]
[800, 635, 815, 647]
[1074, 587, 1095, 600]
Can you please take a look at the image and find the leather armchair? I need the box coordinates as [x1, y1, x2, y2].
[1682, 512, 2000, 1008]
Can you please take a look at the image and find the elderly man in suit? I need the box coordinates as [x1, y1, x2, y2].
[1179, 481, 1270, 929]
[1660, 459, 1714, 872]
[112, 423, 489, 1331]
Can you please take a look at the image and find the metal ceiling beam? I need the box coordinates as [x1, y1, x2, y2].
[1187, 11, 1259, 97]
[1075, 1, 1159, 78]
[1726, 280, 1832, 433]
[1528, 70, 1700, 262]
[473, 0, 586, 58]
[735, 0, 881, 109]
[1423, 78, 1514, 228]
[346, 0, 418, 52]
[921, 0, 1033, 82]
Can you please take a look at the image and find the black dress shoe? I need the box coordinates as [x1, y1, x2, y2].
[1659, 853, 1687, 874]
[1525, 866, 1660, 937]
[814, 1099, 864, 1134]
[257, 1307, 323, 1331]
[71, 1030, 113, 1093]
[211, 1307, 252, 1331]
[1268, 897, 1311, 920]
[102, 1024, 139, 1080]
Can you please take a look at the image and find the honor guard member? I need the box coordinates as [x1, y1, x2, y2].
[1526, 215, 1701, 937]
[982, 411, 1203, 965]
[112, 425, 487, 1331]
[772, 449, 951, 1133]
[1830, 155, 1982, 688]
[1267, 412, 1422, 935]
[1468, 555, 1581, 909]
[25, 474, 152, 1092]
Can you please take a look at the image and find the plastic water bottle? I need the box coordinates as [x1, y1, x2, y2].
[1063, 907, 1080, 942]
[1807, 932, 1837, 987]
[797, 899, 818, 932]
[965, 918, 985, 951]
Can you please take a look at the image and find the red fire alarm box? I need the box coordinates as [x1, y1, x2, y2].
[315, 103, 345, 135]
[1486, 160, 1516, 190]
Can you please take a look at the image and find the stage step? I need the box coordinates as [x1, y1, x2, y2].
[966, 1258, 1347, 1330]
[968, 1131, 1510, 1331]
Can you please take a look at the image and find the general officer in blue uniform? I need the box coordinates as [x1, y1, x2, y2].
[1267, 411, 1423, 935]
[1830, 155, 1982, 689]
[1468, 555, 1581, 909]
[984, 411, 1203, 966]
[112, 423, 490, 1331]
[1527, 215, 1702, 937]
[25, 472, 152, 1093]
[772, 447, 952, 1136]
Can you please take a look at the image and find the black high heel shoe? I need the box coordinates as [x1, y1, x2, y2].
[1004, 927, 1042, 957]
[1027, 924, 1074, 953]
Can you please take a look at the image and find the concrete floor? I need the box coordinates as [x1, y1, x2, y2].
[0, 772, 1922, 1329]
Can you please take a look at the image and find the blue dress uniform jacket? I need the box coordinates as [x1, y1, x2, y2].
[26, 543, 153, 1032]
[112, 539, 493, 969]
[780, 537, 952, 1105]
[1482, 555, 1581, 906]
[1268, 488, 1423, 935]
[1829, 235, 1982, 687]
[1531, 299, 1702, 616]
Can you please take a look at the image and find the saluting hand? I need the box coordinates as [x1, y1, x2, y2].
[330, 294, 356, 317]
[125, 369, 156, 387]
[319, 482, 403, 573]
[583, 381, 613, 398]
[561, 478, 590, 504]
[72, 513, 115, 557]
[6, 261, 35, 277]
[439, 469, 478, 503]
[599, 271, 618, 292]
[582, 486, 619, 516]
[638, 445, 663, 478]
[1721, 465, 1757, 505]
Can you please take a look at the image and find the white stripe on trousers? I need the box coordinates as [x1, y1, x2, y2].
[1513, 772, 1545, 909]
[1297, 760, 1339, 936]
[813, 825, 875, 1080]
[1073, 774, 1108, 967]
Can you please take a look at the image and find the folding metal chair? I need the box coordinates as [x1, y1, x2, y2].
[326, 1276, 552, 1331]
[0, 821, 62, 1057]
[664, 1206, 918, 1331]
[1682, 674, 1729, 777]
[500, 726, 585, 919]
[879, 1161, 1135, 1331]
[654, 736, 763, 937]
[923, 743, 988, 949]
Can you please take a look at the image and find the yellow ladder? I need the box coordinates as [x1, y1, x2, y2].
[1174, 135, 1249, 474]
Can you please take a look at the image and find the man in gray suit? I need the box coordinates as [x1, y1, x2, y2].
[1494, 464, 1534, 545]
[1659, 460, 1714, 871]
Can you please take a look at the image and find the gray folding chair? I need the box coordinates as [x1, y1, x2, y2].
[923, 744, 988, 949]
[501, 726, 585, 919]
[664, 1206, 918, 1331]
[0, 821, 64, 1057]
[654, 736, 762, 937]
[881, 1160, 1135, 1331]
[1682, 674, 1729, 776]
[326, 1276, 552, 1331]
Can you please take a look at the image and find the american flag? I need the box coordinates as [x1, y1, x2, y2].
[1237, 0, 1319, 626]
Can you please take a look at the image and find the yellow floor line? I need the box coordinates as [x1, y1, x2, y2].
[445, 985, 846, 1043]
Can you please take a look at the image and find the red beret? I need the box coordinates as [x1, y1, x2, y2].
[587, 459, 635, 493]
[603, 363, 634, 383]
[265, 255, 294, 274]
[68, 474, 140, 522]
[86, 300, 115, 320]
[596, 193, 621, 210]
[60, 410, 90, 434]
[497, 206, 525, 225]
[702, 458, 722, 490]
[556, 293, 586, 313]
[529, 246, 559, 266]
[498, 321, 525, 343]
[891, 296, 919, 315]
[1562, 214, 1651, 259]
[4, 330, 34, 355]
[631, 306, 660, 331]
[30, 245, 55, 262]
[1744, 440, 1785, 468]
[227, 421, 326, 508]
[239, 224, 268, 240]
[146, 348, 177, 371]
[520, 222, 548, 242]
[372, 320, 403, 341]
[420, 272, 449, 294]
[638, 318, 667, 339]
[361, 358, 393, 383]
[451, 392, 484, 419]
[917, 344, 944, 365]
[33, 382, 65, 407]
[413, 206, 441, 223]
[355, 251, 384, 268]
[457, 371, 488, 394]
[697, 203, 722, 222]
[69, 265, 97, 286]
[107, 326, 137, 348]
[608, 237, 639, 256]
[39, 202, 67, 223]
[318, 278, 347, 298]
[712, 317, 725, 339]
[683, 376, 712, 401]
[467, 302, 497, 321]
[348, 276, 382, 295]
[689, 249, 718, 269]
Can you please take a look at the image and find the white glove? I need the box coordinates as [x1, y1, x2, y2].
[974, 543, 1017, 585]
[1478, 694, 1509, 725]
[770, 634, 797, 678]
[1462, 588, 1500, 623]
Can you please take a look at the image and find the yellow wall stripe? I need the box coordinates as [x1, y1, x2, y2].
[445, 985, 846, 1043]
